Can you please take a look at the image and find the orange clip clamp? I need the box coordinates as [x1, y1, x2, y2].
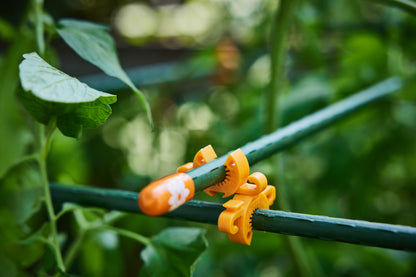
[218, 172, 276, 245]
[204, 149, 249, 198]
[138, 173, 195, 216]
[177, 145, 217, 173]
[138, 145, 217, 216]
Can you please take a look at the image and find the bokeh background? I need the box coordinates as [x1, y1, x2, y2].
[1, 0, 416, 276]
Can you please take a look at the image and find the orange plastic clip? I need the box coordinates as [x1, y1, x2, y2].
[138, 145, 217, 216]
[138, 173, 195, 216]
[204, 149, 249, 198]
[218, 172, 276, 245]
[177, 145, 217, 173]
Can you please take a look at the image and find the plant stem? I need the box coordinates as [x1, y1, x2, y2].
[267, 1, 320, 276]
[365, 0, 416, 15]
[97, 225, 151, 246]
[266, 0, 298, 133]
[64, 220, 150, 270]
[32, 2, 63, 269]
[64, 231, 85, 269]
[33, 0, 45, 57]
[38, 123, 65, 271]
[132, 87, 153, 130]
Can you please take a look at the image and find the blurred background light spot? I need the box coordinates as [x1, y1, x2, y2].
[114, 3, 157, 39]
[156, 127, 188, 176]
[177, 102, 214, 131]
[174, 1, 220, 39]
[120, 116, 154, 176]
[157, 5, 180, 38]
[248, 54, 271, 87]
[102, 116, 127, 149]
[209, 88, 239, 119]
[225, 0, 261, 19]
[98, 230, 119, 250]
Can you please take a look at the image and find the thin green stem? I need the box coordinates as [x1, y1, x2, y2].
[266, 0, 298, 133]
[267, 1, 321, 276]
[33, 0, 45, 57]
[103, 211, 126, 225]
[38, 128, 65, 271]
[55, 206, 105, 222]
[42, 119, 56, 159]
[64, 231, 85, 269]
[276, 155, 322, 276]
[365, 0, 416, 15]
[97, 225, 151, 246]
[132, 87, 153, 130]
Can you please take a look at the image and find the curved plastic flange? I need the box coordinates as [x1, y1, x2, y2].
[218, 172, 276, 245]
[177, 145, 217, 173]
[204, 149, 250, 198]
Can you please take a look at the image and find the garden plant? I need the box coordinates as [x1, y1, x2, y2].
[1, 0, 416, 276]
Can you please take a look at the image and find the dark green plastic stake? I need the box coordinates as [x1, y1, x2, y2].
[188, 77, 402, 192]
[50, 184, 416, 251]
[50, 77, 413, 251]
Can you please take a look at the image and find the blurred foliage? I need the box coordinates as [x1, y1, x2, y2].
[1, 0, 416, 276]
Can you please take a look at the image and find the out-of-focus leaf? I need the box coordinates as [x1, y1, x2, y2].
[0, 209, 46, 274]
[56, 19, 153, 128]
[140, 227, 208, 277]
[0, 252, 17, 277]
[80, 233, 124, 277]
[0, 28, 34, 177]
[279, 75, 330, 125]
[0, 160, 43, 225]
[339, 34, 387, 90]
[0, 18, 15, 41]
[18, 52, 117, 138]
[20, 223, 51, 246]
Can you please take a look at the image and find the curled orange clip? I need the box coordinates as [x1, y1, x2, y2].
[204, 149, 249, 198]
[177, 145, 217, 173]
[218, 172, 276, 245]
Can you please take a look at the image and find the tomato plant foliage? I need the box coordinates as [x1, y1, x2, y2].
[0, 1, 208, 274]
[19, 53, 117, 138]
[140, 228, 208, 277]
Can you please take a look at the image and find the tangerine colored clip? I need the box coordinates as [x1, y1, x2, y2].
[139, 145, 217, 216]
[138, 173, 195, 216]
[218, 172, 276, 245]
[204, 149, 249, 198]
[177, 145, 217, 173]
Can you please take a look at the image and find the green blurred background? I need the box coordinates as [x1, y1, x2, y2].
[1, 0, 416, 276]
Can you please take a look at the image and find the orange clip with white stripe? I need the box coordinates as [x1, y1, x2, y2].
[138, 145, 217, 216]
[139, 143, 277, 246]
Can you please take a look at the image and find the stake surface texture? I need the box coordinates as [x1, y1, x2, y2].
[188, 77, 402, 192]
[50, 184, 416, 251]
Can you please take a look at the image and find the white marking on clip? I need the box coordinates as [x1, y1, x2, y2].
[167, 179, 190, 211]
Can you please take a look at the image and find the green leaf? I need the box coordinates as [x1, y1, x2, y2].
[18, 52, 117, 138]
[0, 18, 15, 41]
[56, 18, 153, 128]
[140, 227, 208, 277]
[0, 160, 43, 226]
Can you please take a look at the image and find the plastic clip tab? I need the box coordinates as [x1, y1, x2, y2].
[218, 172, 276, 245]
[204, 149, 249, 198]
[177, 145, 217, 173]
[138, 173, 195, 216]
